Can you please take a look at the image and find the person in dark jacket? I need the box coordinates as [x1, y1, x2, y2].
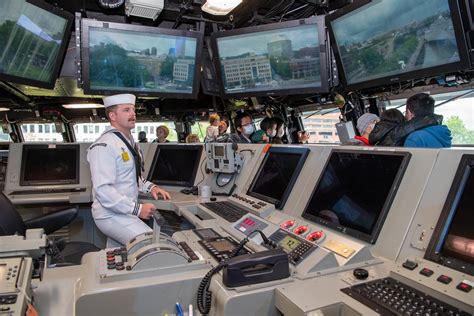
[369, 108, 442, 146]
[404, 93, 451, 148]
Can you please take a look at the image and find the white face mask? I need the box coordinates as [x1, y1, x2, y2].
[269, 130, 277, 137]
[243, 124, 255, 135]
[277, 129, 284, 138]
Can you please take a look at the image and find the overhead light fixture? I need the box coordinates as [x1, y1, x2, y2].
[62, 103, 104, 109]
[0, 107, 10, 112]
[201, 0, 243, 16]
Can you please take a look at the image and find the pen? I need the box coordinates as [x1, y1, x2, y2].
[175, 302, 184, 316]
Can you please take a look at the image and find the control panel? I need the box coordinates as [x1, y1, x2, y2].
[228, 193, 275, 217]
[0, 257, 33, 316]
[233, 215, 268, 237]
[268, 229, 317, 265]
[195, 229, 249, 261]
[205, 143, 244, 174]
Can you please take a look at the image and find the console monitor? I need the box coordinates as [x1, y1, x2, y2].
[247, 147, 309, 209]
[0, 0, 73, 89]
[327, 0, 470, 91]
[211, 16, 329, 97]
[147, 144, 203, 187]
[302, 150, 411, 244]
[81, 19, 203, 98]
[425, 154, 474, 276]
[20, 144, 80, 186]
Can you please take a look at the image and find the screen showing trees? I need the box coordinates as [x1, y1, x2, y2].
[0, 0, 70, 86]
[331, 0, 460, 85]
[87, 27, 198, 94]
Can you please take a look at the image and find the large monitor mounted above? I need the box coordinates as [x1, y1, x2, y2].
[0, 0, 73, 89]
[81, 19, 203, 98]
[211, 16, 329, 98]
[327, 0, 471, 91]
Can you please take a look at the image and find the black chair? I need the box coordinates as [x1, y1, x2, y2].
[0, 192, 100, 265]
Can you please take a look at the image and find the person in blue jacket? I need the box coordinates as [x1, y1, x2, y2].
[404, 93, 452, 148]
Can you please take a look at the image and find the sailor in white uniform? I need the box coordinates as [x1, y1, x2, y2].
[87, 93, 171, 246]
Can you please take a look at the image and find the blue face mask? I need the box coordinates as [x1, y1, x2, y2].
[243, 124, 255, 135]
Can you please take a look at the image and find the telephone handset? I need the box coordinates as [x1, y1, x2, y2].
[223, 249, 290, 287]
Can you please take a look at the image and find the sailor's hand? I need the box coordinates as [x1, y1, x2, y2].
[139, 203, 156, 219]
[150, 186, 171, 200]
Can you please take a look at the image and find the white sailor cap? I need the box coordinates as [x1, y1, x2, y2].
[102, 94, 136, 108]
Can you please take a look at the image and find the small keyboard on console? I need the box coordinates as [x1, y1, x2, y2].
[201, 201, 248, 222]
[341, 277, 470, 316]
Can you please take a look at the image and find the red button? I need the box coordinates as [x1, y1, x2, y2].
[456, 282, 472, 293]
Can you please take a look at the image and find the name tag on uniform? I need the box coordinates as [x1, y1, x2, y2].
[121, 149, 130, 162]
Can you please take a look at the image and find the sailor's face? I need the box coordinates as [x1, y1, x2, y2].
[110, 104, 136, 131]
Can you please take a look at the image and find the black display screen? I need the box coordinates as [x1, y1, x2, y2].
[425, 155, 474, 275]
[147, 144, 202, 187]
[247, 147, 309, 209]
[302, 150, 410, 243]
[20, 144, 80, 186]
[0, 0, 73, 89]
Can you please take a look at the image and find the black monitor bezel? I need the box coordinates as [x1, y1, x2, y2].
[0, 0, 73, 89]
[147, 144, 203, 187]
[424, 154, 474, 276]
[20, 144, 80, 186]
[247, 146, 310, 209]
[81, 19, 204, 98]
[301, 149, 411, 244]
[210, 16, 329, 98]
[326, 0, 471, 91]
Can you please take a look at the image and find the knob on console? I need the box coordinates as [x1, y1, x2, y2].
[353, 268, 369, 280]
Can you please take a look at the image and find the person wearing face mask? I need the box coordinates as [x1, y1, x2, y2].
[251, 117, 277, 143]
[228, 111, 255, 143]
[272, 117, 288, 144]
[87, 94, 171, 247]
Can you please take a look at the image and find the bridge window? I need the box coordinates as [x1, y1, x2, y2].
[302, 110, 341, 144]
[21, 123, 64, 142]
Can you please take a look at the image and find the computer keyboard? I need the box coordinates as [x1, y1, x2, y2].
[341, 277, 470, 316]
[201, 201, 248, 222]
[9, 188, 86, 195]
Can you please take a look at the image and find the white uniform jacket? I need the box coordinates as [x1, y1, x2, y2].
[87, 127, 155, 220]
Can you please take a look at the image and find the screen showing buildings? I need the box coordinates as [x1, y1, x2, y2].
[20, 145, 79, 186]
[148, 145, 202, 187]
[330, 0, 462, 86]
[247, 147, 309, 209]
[0, 0, 72, 88]
[215, 22, 323, 95]
[426, 156, 474, 275]
[84, 22, 198, 95]
[302, 151, 410, 243]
